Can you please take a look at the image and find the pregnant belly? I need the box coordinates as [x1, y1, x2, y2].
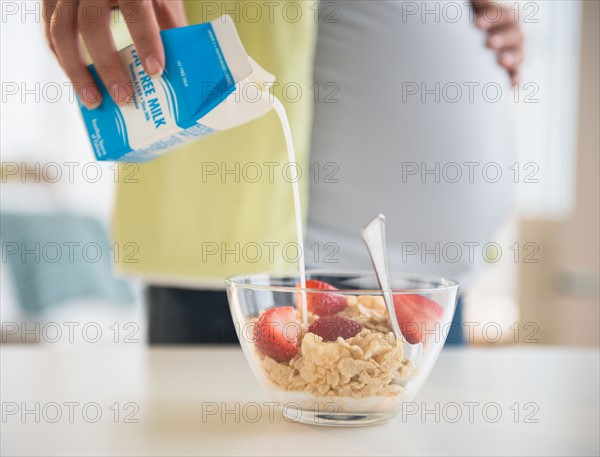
[307, 0, 517, 280]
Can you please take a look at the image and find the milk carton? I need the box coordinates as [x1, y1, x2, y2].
[80, 15, 274, 162]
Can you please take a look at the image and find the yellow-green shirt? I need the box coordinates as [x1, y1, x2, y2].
[112, 1, 317, 287]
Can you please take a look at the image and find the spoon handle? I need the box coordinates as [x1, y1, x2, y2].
[361, 214, 404, 341]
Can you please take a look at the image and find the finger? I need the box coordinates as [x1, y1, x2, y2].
[153, 0, 188, 29]
[486, 25, 524, 50]
[498, 47, 524, 72]
[42, 0, 59, 54]
[475, 6, 519, 30]
[509, 70, 520, 87]
[119, 0, 164, 76]
[78, 0, 132, 105]
[471, 0, 497, 11]
[50, 0, 102, 109]
[471, 0, 513, 15]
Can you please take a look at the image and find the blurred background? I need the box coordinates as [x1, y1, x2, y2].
[1, 0, 598, 347]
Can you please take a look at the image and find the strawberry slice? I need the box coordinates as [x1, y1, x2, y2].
[308, 316, 363, 342]
[253, 306, 300, 362]
[296, 279, 348, 316]
[393, 294, 444, 344]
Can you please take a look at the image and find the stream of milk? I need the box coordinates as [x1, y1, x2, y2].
[269, 96, 308, 325]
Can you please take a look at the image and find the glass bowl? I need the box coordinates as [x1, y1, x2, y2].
[225, 270, 459, 426]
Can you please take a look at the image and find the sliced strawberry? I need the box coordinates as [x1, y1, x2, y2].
[253, 306, 300, 362]
[296, 279, 348, 316]
[308, 316, 363, 342]
[393, 294, 444, 344]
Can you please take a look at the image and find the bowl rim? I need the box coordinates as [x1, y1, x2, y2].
[225, 269, 460, 294]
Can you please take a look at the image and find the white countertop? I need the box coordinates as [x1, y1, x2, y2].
[1, 345, 598, 456]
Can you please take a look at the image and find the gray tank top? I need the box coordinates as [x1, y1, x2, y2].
[306, 0, 517, 284]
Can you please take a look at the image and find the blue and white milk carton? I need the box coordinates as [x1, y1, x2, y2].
[80, 15, 274, 162]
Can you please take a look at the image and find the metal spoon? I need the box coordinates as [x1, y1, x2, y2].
[361, 215, 403, 338]
[361, 214, 417, 350]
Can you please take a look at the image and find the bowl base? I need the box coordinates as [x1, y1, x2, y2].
[281, 405, 397, 427]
